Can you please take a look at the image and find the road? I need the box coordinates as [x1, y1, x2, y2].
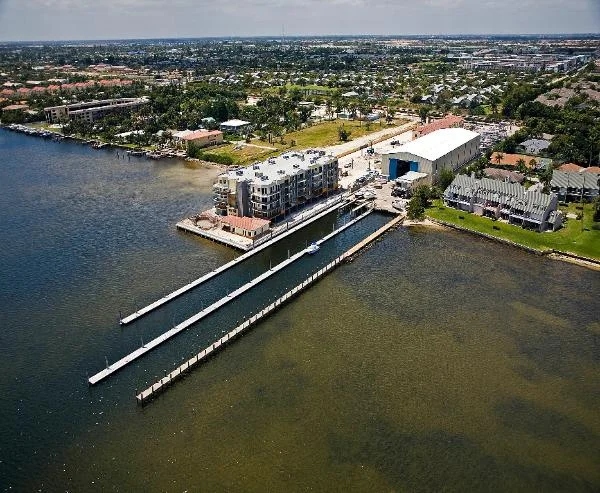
[336, 129, 414, 188]
[325, 119, 418, 157]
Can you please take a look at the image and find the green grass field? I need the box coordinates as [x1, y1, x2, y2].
[269, 119, 394, 150]
[209, 119, 401, 166]
[206, 143, 278, 166]
[426, 200, 600, 260]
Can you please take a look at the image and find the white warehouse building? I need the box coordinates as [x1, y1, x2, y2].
[381, 128, 480, 183]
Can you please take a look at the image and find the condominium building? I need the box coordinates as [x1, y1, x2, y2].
[213, 149, 339, 220]
[444, 174, 563, 232]
[44, 98, 148, 124]
[550, 170, 600, 202]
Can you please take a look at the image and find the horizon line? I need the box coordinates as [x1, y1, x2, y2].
[1, 32, 599, 44]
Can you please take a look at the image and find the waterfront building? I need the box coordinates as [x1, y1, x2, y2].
[213, 149, 339, 220]
[181, 130, 223, 151]
[44, 98, 148, 124]
[219, 215, 270, 239]
[381, 128, 480, 182]
[550, 170, 600, 202]
[394, 171, 428, 195]
[444, 174, 562, 232]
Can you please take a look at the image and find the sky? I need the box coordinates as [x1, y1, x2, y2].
[0, 0, 598, 41]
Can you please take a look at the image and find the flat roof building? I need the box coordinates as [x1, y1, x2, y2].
[213, 149, 339, 220]
[44, 98, 148, 124]
[220, 119, 251, 134]
[381, 128, 480, 183]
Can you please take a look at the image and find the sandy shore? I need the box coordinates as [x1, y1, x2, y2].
[402, 218, 449, 230]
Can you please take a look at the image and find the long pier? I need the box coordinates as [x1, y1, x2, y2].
[135, 212, 404, 405]
[89, 207, 373, 386]
[120, 195, 355, 325]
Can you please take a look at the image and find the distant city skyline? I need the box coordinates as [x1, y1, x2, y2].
[0, 0, 599, 41]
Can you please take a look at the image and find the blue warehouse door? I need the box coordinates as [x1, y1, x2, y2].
[389, 158, 399, 179]
[409, 161, 419, 172]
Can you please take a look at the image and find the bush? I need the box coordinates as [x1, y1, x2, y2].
[189, 148, 234, 165]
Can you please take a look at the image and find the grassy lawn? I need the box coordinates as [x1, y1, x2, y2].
[426, 200, 600, 260]
[206, 143, 278, 166]
[268, 120, 395, 150]
[207, 120, 400, 166]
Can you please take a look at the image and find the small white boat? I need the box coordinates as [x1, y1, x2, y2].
[306, 242, 320, 255]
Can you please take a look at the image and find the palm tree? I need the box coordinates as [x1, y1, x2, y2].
[495, 152, 504, 165]
[516, 158, 527, 175]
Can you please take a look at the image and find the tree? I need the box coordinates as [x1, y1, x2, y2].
[516, 158, 528, 175]
[338, 125, 351, 142]
[418, 106, 430, 123]
[438, 168, 455, 191]
[495, 152, 504, 165]
[407, 197, 425, 220]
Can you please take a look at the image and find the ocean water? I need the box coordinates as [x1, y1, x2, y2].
[0, 129, 599, 491]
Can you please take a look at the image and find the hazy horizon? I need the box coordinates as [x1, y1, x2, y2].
[0, 0, 598, 42]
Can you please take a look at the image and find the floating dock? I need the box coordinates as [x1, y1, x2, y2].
[135, 211, 404, 405]
[89, 207, 374, 386]
[121, 195, 355, 325]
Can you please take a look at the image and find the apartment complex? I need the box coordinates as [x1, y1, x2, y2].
[551, 170, 600, 202]
[44, 97, 148, 123]
[213, 149, 339, 220]
[444, 174, 562, 232]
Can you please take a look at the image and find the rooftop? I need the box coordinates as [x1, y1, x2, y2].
[387, 128, 479, 162]
[182, 130, 222, 141]
[220, 119, 250, 127]
[551, 170, 600, 191]
[222, 149, 335, 184]
[221, 215, 270, 231]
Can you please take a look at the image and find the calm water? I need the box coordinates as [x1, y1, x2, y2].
[0, 129, 599, 492]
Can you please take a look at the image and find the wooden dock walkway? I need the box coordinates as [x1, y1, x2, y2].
[89, 207, 374, 386]
[121, 195, 354, 325]
[134, 211, 402, 405]
[343, 213, 404, 258]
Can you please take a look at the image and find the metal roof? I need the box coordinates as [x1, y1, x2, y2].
[445, 174, 555, 215]
[551, 170, 600, 190]
[384, 128, 479, 162]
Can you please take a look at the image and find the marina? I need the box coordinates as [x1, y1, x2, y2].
[90, 206, 375, 385]
[120, 194, 360, 325]
[135, 211, 403, 404]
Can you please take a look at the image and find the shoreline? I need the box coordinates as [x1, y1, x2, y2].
[406, 217, 600, 271]
[0, 123, 188, 161]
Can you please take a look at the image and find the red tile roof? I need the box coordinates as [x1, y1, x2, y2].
[418, 114, 463, 136]
[559, 163, 583, 172]
[490, 152, 538, 168]
[582, 166, 600, 174]
[182, 130, 223, 141]
[221, 215, 270, 231]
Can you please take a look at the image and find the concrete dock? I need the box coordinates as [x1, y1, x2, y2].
[90, 207, 374, 386]
[121, 195, 355, 325]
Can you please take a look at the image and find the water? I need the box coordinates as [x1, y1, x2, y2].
[0, 129, 599, 491]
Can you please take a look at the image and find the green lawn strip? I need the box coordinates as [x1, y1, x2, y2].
[426, 200, 600, 260]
